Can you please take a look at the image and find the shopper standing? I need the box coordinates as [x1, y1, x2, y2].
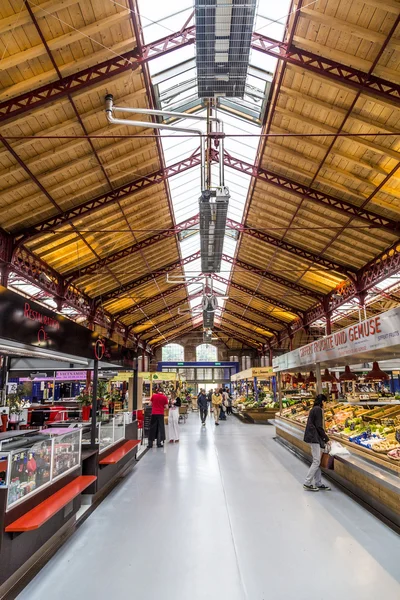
[303, 394, 331, 491]
[207, 388, 213, 412]
[168, 391, 181, 443]
[225, 387, 233, 415]
[212, 389, 223, 426]
[148, 387, 169, 448]
[197, 388, 208, 426]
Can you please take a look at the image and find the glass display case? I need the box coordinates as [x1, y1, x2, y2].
[52, 429, 81, 481]
[0, 429, 82, 510]
[81, 413, 130, 453]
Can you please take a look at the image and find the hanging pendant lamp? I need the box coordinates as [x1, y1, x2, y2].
[296, 372, 305, 384]
[306, 371, 316, 384]
[365, 361, 389, 382]
[339, 365, 357, 382]
[321, 368, 334, 383]
[291, 374, 298, 385]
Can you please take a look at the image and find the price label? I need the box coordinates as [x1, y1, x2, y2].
[366, 428, 372, 436]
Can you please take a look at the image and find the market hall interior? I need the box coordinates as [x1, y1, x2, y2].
[16, 417, 400, 600]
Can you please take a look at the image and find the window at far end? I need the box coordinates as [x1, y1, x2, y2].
[196, 344, 218, 362]
[162, 343, 185, 361]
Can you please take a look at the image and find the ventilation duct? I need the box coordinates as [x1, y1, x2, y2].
[195, 0, 257, 98]
[199, 187, 230, 272]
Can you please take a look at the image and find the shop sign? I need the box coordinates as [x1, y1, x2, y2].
[273, 307, 400, 371]
[252, 367, 274, 378]
[0, 285, 127, 363]
[55, 371, 88, 380]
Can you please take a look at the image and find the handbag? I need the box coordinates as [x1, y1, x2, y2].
[320, 451, 334, 470]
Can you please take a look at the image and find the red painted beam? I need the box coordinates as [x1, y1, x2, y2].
[115, 278, 203, 319]
[226, 298, 281, 331]
[132, 289, 203, 328]
[221, 254, 323, 300]
[212, 274, 304, 316]
[214, 324, 262, 348]
[227, 218, 353, 277]
[251, 32, 400, 104]
[0, 27, 196, 123]
[15, 153, 202, 244]
[274, 239, 400, 344]
[219, 307, 275, 337]
[65, 215, 200, 282]
[222, 151, 399, 234]
[96, 251, 200, 303]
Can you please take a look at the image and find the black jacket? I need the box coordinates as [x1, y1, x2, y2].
[303, 405, 329, 448]
[197, 393, 208, 409]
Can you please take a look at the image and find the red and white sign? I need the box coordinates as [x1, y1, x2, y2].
[273, 307, 400, 371]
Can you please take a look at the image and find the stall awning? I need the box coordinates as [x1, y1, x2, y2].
[231, 367, 274, 382]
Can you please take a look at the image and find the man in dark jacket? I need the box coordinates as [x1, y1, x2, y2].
[198, 389, 208, 426]
[303, 394, 331, 491]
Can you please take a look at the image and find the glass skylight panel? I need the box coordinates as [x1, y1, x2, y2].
[138, 0, 193, 44]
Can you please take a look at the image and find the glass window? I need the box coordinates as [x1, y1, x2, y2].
[162, 343, 184, 361]
[196, 344, 218, 361]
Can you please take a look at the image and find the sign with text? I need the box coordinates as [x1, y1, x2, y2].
[273, 307, 400, 372]
[0, 285, 130, 364]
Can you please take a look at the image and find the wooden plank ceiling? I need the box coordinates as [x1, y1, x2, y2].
[0, 0, 399, 351]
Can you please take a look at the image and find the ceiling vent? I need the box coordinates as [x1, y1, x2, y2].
[195, 0, 257, 98]
[199, 187, 230, 273]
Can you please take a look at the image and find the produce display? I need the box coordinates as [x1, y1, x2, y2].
[281, 401, 400, 461]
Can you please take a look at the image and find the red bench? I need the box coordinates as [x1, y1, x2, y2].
[5, 475, 97, 533]
[99, 440, 140, 465]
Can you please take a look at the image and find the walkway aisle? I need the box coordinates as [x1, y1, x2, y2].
[18, 416, 400, 600]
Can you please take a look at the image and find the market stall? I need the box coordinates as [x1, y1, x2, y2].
[231, 367, 277, 423]
[273, 308, 400, 529]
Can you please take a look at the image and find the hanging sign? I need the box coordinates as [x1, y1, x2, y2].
[273, 307, 400, 371]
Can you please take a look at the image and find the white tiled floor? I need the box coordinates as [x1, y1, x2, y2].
[17, 414, 400, 600]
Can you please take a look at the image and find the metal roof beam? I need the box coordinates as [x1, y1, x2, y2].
[225, 298, 281, 331]
[212, 273, 303, 316]
[222, 151, 399, 234]
[95, 251, 200, 303]
[214, 324, 261, 349]
[221, 253, 323, 300]
[114, 278, 203, 319]
[132, 289, 203, 328]
[219, 307, 275, 337]
[226, 218, 354, 277]
[65, 215, 200, 282]
[251, 32, 400, 104]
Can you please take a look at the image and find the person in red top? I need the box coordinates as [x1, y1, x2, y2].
[148, 387, 169, 448]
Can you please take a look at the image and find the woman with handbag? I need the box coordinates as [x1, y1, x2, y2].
[303, 394, 331, 492]
[212, 390, 223, 426]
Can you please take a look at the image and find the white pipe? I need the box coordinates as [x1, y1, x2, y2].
[105, 94, 225, 189]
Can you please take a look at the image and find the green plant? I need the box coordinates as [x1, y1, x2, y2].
[76, 390, 92, 406]
[7, 384, 29, 414]
[97, 380, 108, 401]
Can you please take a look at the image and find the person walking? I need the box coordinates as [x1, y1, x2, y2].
[303, 394, 331, 491]
[197, 388, 208, 426]
[148, 387, 169, 448]
[212, 389, 223, 426]
[168, 391, 181, 443]
[225, 387, 233, 415]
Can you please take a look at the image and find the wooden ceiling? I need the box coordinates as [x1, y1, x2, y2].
[0, 0, 399, 353]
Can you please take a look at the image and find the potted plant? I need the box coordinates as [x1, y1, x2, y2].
[76, 389, 92, 421]
[7, 384, 29, 425]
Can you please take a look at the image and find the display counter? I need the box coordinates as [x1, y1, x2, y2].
[275, 401, 400, 529]
[0, 428, 92, 593]
[81, 413, 139, 500]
